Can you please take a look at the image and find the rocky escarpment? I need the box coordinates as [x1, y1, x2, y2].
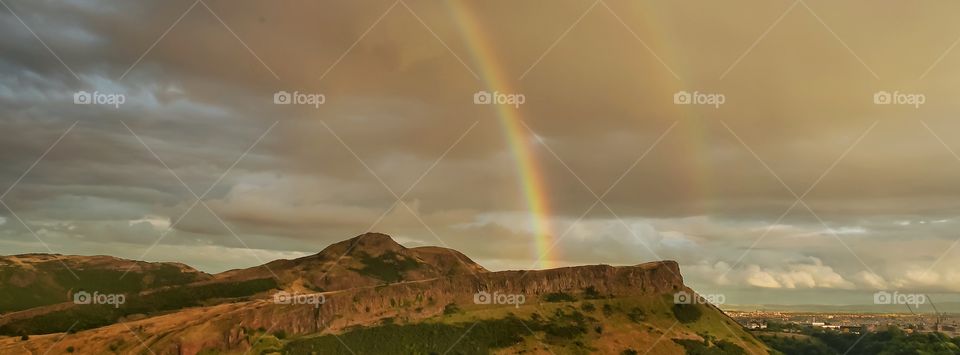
[296, 261, 683, 333]
[150, 261, 684, 354]
[3, 232, 695, 355]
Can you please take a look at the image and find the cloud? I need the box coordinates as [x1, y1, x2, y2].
[2, 0, 960, 305]
[687, 257, 855, 290]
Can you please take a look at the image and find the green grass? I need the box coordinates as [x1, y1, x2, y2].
[673, 338, 747, 355]
[671, 303, 703, 323]
[0, 278, 278, 335]
[0, 263, 204, 313]
[279, 294, 760, 355]
[759, 326, 960, 355]
[281, 309, 594, 355]
[348, 251, 422, 283]
[283, 293, 749, 355]
[543, 292, 577, 303]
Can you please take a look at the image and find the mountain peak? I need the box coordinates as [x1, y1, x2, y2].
[318, 232, 406, 258]
[350, 232, 399, 244]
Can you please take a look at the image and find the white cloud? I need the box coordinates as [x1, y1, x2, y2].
[686, 257, 855, 290]
[852, 270, 889, 289]
[128, 215, 170, 230]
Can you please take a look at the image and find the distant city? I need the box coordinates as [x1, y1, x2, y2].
[728, 310, 960, 337]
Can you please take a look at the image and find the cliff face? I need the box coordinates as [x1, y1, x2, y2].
[147, 261, 687, 354]
[2, 234, 697, 355]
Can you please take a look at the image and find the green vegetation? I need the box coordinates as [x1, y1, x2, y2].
[759, 327, 960, 355]
[0, 278, 277, 335]
[279, 295, 765, 355]
[443, 303, 461, 315]
[543, 292, 577, 303]
[674, 338, 746, 354]
[757, 334, 834, 355]
[245, 334, 282, 355]
[672, 303, 703, 323]
[348, 251, 422, 283]
[627, 307, 646, 323]
[583, 286, 606, 300]
[0, 263, 203, 313]
[602, 303, 616, 316]
[282, 309, 596, 355]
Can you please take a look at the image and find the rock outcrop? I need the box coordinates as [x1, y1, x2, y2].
[134, 260, 687, 354]
[2, 234, 692, 355]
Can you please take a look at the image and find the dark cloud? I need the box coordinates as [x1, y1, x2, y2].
[2, 0, 960, 303]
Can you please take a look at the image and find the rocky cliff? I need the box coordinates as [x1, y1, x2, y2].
[2, 234, 699, 355]
[127, 261, 685, 354]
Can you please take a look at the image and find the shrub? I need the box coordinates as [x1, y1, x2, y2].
[443, 303, 461, 315]
[583, 286, 603, 299]
[543, 292, 576, 303]
[602, 303, 615, 317]
[627, 307, 646, 323]
[671, 304, 702, 324]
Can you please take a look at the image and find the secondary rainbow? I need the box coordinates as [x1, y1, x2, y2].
[447, 1, 558, 269]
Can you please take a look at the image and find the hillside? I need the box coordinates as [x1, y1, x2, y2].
[0, 253, 210, 314]
[215, 232, 488, 291]
[0, 233, 769, 354]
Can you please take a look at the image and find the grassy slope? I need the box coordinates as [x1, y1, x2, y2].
[278, 295, 770, 355]
[0, 262, 204, 313]
[0, 278, 278, 335]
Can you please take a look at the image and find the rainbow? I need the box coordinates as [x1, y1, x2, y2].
[447, 1, 557, 269]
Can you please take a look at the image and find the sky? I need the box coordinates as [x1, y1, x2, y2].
[2, 0, 960, 306]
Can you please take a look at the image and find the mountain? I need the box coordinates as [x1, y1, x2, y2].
[0, 233, 770, 354]
[215, 233, 487, 292]
[0, 253, 210, 313]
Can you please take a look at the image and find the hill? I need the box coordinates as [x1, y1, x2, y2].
[0, 253, 210, 314]
[0, 233, 769, 354]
